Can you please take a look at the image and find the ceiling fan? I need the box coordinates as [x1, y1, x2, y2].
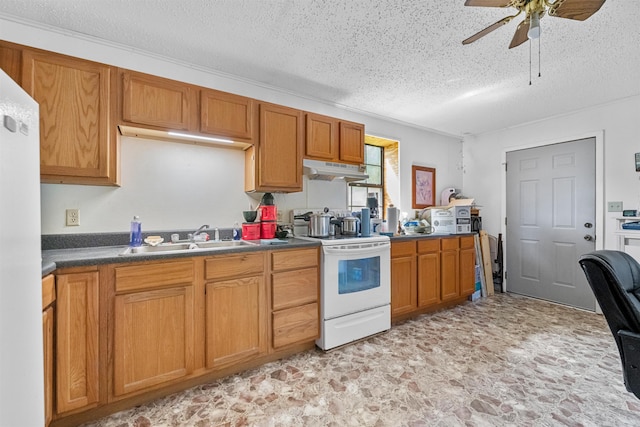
[462, 0, 607, 48]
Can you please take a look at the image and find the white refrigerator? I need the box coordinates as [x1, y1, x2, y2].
[0, 69, 44, 425]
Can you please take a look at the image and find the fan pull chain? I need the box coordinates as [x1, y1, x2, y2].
[529, 40, 532, 85]
[538, 35, 541, 78]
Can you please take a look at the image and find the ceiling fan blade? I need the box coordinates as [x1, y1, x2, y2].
[508, 18, 530, 49]
[549, 0, 606, 21]
[462, 15, 515, 45]
[464, 0, 512, 7]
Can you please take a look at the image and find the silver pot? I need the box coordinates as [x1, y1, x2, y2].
[308, 212, 332, 237]
[340, 217, 360, 235]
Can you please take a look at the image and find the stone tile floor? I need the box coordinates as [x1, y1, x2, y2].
[85, 293, 640, 426]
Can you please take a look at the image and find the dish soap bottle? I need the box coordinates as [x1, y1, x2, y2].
[129, 215, 142, 247]
[233, 222, 241, 240]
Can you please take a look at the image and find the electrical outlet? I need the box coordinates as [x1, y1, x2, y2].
[66, 208, 80, 226]
[607, 201, 623, 212]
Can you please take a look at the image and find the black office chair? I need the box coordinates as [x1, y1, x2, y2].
[579, 250, 640, 399]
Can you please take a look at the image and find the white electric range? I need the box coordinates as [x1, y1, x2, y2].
[291, 209, 391, 350]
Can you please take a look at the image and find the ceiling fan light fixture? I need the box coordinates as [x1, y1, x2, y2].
[528, 11, 541, 39]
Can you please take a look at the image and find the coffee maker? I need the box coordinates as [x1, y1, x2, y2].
[366, 195, 379, 218]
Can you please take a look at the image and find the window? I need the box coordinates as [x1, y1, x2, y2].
[348, 144, 384, 216]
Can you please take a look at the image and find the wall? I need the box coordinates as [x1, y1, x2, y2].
[0, 17, 462, 235]
[463, 95, 640, 252]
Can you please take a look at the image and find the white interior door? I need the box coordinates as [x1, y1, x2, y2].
[506, 138, 596, 310]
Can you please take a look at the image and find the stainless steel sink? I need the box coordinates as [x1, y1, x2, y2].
[120, 240, 257, 256]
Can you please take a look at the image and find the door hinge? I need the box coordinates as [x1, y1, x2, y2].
[505, 217, 507, 226]
[504, 162, 507, 172]
[505, 271, 508, 280]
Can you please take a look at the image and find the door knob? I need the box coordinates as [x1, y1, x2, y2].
[584, 222, 593, 228]
[584, 235, 594, 241]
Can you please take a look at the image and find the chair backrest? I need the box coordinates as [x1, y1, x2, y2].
[578, 250, 640, 351]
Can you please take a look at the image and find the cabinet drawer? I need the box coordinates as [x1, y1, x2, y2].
[391, 241, 415, 258]
[441, 237, 459, 251]
[460, 235, 475, 249]
[417, 239, 440, 253]
[42, 274, 55, 309]
[271, 248, 318, 271]
[272, 267, 318, 311]
[115, 260, 194, 293]
[205, 252, 265, 280]
[273, 303, 319, 349]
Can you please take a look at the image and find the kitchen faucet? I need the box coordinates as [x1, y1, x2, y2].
[189, 224, 210, 241]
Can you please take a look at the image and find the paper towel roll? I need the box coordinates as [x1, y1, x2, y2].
[387, 206, 399, 235]
[361, 208, 370, 237]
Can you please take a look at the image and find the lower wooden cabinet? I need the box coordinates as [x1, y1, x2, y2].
[113, 260, 195, 397]
[204, 252, 267, 369]
[391, 236, 476, 321]
[42, 274, 55, 427]
[390, 241, 417, 316]
[270, 248, 319, 349]
[55, 270, 100, 413]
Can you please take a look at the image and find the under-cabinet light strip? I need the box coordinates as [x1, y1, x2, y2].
[167, 131, 233, 144]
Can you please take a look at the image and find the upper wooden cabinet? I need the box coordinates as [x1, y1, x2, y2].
[22, 49, 119, 185]
[200, 88, 254, 141]
[304, 113, 365, 165]
[0, 42, 22, 84]
[119, 69, 197, 131]
[339, 120, 365, 164]
[245, 102, 304, 192]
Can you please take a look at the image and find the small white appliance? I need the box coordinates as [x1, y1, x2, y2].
[441, 187, 459, 206]
[0, 69, 44, 425]
[292, 209, 391, 350]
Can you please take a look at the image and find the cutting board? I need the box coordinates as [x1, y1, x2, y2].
[479, 231, 494, 296]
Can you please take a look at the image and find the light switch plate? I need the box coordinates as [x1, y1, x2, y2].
[608, 201, 623, 212]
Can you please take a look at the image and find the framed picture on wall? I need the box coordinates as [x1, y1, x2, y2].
[412, 165, 436, 209]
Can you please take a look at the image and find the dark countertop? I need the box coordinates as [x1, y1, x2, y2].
[42, 238, 320, 275]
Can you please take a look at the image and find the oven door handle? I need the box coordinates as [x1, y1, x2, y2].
[323, 241, 390, 256]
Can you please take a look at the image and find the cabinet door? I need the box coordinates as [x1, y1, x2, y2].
[42, 306, 54, 427]
[113, 285, 194, 396]
[120, 70, 196, 131]
[418, 252, 440, 307]
[391, 255, 417, 316]
[460, 246, 476, 296]
[441, 249, 460, 302]
[200, 88, 254, 140]
[253, 103, 303, 191]
[305, 113, 338, 160]
[205, 276, 266, 369]
[56, 272, 100, 413]
[22, 50, 118, 185]
[339, 120, 365, 164]
[0, 42, 22, 84]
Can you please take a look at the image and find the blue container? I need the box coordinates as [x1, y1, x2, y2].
[129, 215, 142, 247]
[361, 208, 371, 237]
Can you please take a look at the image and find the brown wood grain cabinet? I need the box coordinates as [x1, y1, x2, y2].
[55, 270, 100, 414]
[390, 240, 417, 316]
[112, 260, 196, 397]
[0, 42, 22, 84]
[42, 274, 55, 427]
[305, 113, 365, 165]
[119, 69, 198, 131]
[204, 252, 267, 369]
[271, 248, 319, 349]
[245, 102, 304, 192]
[459, 236, 476, 296]
[200, 88, 254, 141]
[391, 236, 476, 322]
[417, 239, 440, 307]
[440, 237, 460, 302]
[339, 120, 365, 164]
[22, 49, 118, 186]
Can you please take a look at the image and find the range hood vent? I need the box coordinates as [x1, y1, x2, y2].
[303, 159, 368, 182]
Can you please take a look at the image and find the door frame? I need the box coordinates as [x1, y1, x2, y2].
[500, 130, 604, 299]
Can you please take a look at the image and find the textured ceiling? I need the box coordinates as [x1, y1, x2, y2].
[1, 0, 639, 136]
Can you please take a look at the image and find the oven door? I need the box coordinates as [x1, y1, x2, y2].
[322, 240, 390, 320]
